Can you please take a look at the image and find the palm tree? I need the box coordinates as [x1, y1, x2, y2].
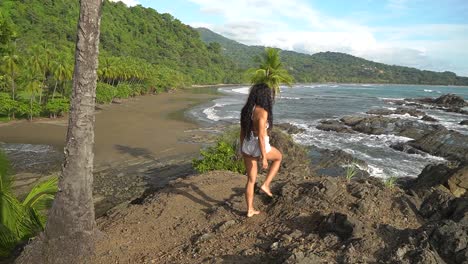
[28, 45, 46, 104]
[2, 51, 20, 100]
[25, 78, 42, 121]
[17, 0, 104, 262]
[247, 47, 294, 95]
[0, 150, 58, 258]
[51, 53, 73, 98]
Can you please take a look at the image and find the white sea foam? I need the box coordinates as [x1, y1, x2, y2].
[279, 96, 301, 100]
[378, 97, 405, 101]
[231, 87, 250, 95]
[424, 89, 433, 92]
[202, 103, 227, 121]
[1, 143, 53, 153]
[384, 107, 397, 111]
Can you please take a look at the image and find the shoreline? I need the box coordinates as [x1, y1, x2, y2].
[190, 82, 468, 88]
[0, 88, 220, 168]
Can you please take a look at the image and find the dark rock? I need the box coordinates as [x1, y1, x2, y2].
[316, 119, 355, 133]
[217, 220, 236, 232]
[419, 189, 455, 220]
[366, 108, 394, 115]
[408, 129, 468, 162]
[430, 219, 468, 263]
[309, 147, 369, 178]
[432, 94, 467, 108]
[437, 107, 468, 115]
[409, 164, 467, 198]
[318, 212, 362, 240]
[409, 163, 454, 196]
[349, 116, 443, 139]
[460, 120, 468, 126]
[394, 107, 426, 117]
[390, 142, 427, 155]
[421, 115, 438, 122]
[340, 116, 365, 126]
[276, 123, 306, 134]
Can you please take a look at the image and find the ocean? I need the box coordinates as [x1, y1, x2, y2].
[188, 84, 468, 179]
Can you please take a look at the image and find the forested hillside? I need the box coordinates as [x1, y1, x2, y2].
[197, 27, 468, 85]
[0, 0, 244, 121]
[2, 0, 242, 85]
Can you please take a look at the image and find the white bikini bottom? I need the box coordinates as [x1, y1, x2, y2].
[241, 135, 272, 157]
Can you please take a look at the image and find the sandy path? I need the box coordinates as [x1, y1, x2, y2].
[0, 90, 218, 166]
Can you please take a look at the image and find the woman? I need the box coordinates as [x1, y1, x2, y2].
[240, 83, 282, 217]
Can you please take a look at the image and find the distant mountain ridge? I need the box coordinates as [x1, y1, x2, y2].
[196, 27, 468, 86]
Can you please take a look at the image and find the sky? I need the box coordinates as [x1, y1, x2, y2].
[111, 0, 468, 77]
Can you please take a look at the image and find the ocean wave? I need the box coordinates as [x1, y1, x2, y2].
[278, 96, 301, 100]
[202, 103, 228, 121]
[230, 87, 250, 95]
[424, 89, 433, 92]
[1, 143, 55, 153]
[378, 97, 405, 101]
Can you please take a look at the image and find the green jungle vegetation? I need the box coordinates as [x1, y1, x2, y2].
[197, 27, 468, 85]
[0, 0, 242, 121]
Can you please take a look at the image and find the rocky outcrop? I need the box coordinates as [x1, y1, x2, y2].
[367, 107, 426, 117]
[383, 94, 468, 116]
[422, 115, 438, 122]
[431, 94, 468, 108]
[460, 120, 468, 126]
[408, 129, 468, 162]
[275, 123, 306, 135]
[407, 163, 467, 198]
[309, 146, 369, 178]
[390, 142, 427, 155]
[319, 115, 446, 141]
[316, 119, 356, 133]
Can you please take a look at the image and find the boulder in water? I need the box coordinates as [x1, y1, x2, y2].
[422, 115, 438, 122]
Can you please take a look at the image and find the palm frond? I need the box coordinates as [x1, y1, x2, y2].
[0, 150, 12, 192]
[22, 176, 58, 212]
[0, 192, 30, 239]
[247, 47, 294, 94]
[0, 222, 19, 258]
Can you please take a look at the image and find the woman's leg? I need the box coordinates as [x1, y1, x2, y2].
[244, 155, 260, 217]
[260, 147, 282, 197]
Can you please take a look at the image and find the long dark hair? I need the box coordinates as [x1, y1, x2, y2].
[240, 83, 274, 140]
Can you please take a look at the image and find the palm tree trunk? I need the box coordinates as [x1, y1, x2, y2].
[29, 96, 33, 121]
[15, 0, 103, 263]
[53, 81, 58, 99]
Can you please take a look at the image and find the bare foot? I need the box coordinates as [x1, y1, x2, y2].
[247, 210, 261, 217]
[260, 184, 273, 197]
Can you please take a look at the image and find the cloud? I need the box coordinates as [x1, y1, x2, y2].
[187, 0, 468, 76]
[109, 0, 139, 7]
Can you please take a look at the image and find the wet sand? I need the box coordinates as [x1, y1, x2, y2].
[0, 89, 218, 167]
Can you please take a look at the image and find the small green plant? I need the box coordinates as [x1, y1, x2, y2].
[45, 98, 69, 118]
[96, 82, 116, 104]
[384, 175, 397, 189]
[345, 162, 358, 182]
[192, 127, 245, 174]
